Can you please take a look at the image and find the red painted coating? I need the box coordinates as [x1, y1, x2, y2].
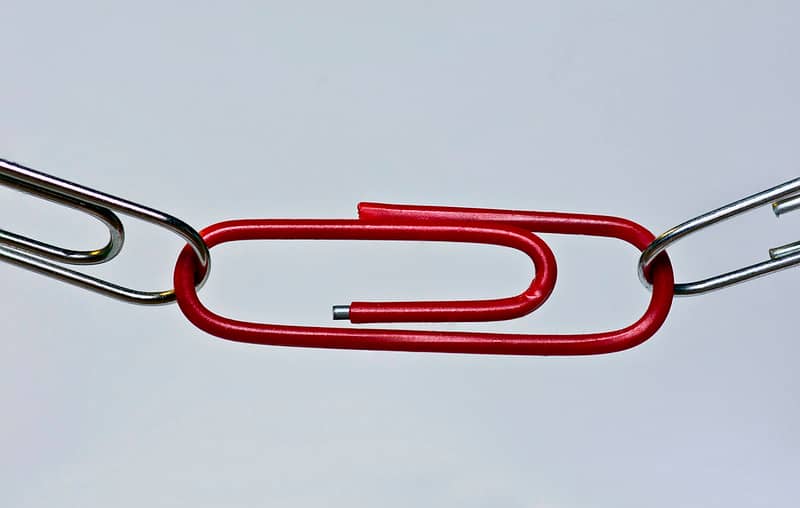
[173, 204, 674, 355]
[178, 220, 556, 323]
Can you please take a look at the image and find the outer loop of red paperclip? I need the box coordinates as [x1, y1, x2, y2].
[173, 204, 674, 356]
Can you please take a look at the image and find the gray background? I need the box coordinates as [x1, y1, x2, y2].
[1, 1, 798, 507]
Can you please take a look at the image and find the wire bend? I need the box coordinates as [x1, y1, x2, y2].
[639, 178, 800, 295]
[0, 158, 210, 305]
[1, 172, 124, 265]
[173, 203, 673, 355]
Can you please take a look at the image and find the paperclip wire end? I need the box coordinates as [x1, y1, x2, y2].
[769, 241, 800, 260]
[772, 194, 800, 217]
[332, 305, 351, 320]
[769, 193, 800, 259]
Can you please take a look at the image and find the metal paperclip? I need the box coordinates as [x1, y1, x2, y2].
[0, 158, 211, 305]
[638, 178, 800, 295]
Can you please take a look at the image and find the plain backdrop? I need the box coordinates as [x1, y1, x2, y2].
[1, 2, 798, 507]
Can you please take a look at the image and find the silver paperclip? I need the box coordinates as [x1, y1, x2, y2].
[638, 178, 800, 295]
[0, 158, 210, 305]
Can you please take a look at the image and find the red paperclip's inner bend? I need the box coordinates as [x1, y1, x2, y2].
[178, 219, 556, 324]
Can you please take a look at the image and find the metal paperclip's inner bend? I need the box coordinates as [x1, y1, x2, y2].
[0, 173, 124, 265]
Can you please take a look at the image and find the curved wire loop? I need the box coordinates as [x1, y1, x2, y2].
[639, 178, 800, 296]
[173, 203, 674, 356]
[0, 158, 210, 305]
[179, 218, 557, 322]
[1, 173, 124, 264]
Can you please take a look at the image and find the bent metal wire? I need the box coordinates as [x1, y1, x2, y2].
[639, 178, 800, 295]
[0, 158, 210, 305]
[1, 171, 124, 265]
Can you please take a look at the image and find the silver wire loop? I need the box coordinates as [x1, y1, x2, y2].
[638, 178, 800, 296]
[1, 175, 125, 264]
[0, 158, 210, 305]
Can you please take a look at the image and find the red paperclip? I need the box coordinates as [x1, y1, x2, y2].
[173, 203, 674, 355]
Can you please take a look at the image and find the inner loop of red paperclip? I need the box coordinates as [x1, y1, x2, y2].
[179, 220, 557, 323]
[173, 204, 674, 356]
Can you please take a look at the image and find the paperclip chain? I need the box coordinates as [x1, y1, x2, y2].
[2, 156, 798, 355]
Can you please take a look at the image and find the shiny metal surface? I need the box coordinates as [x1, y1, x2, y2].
[332, 305, 351, 320]
[773, 194, 800, 216]
[0, 158, 210, 305]
[1, 174, 124, 264]
[638, 178, 800, 295]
